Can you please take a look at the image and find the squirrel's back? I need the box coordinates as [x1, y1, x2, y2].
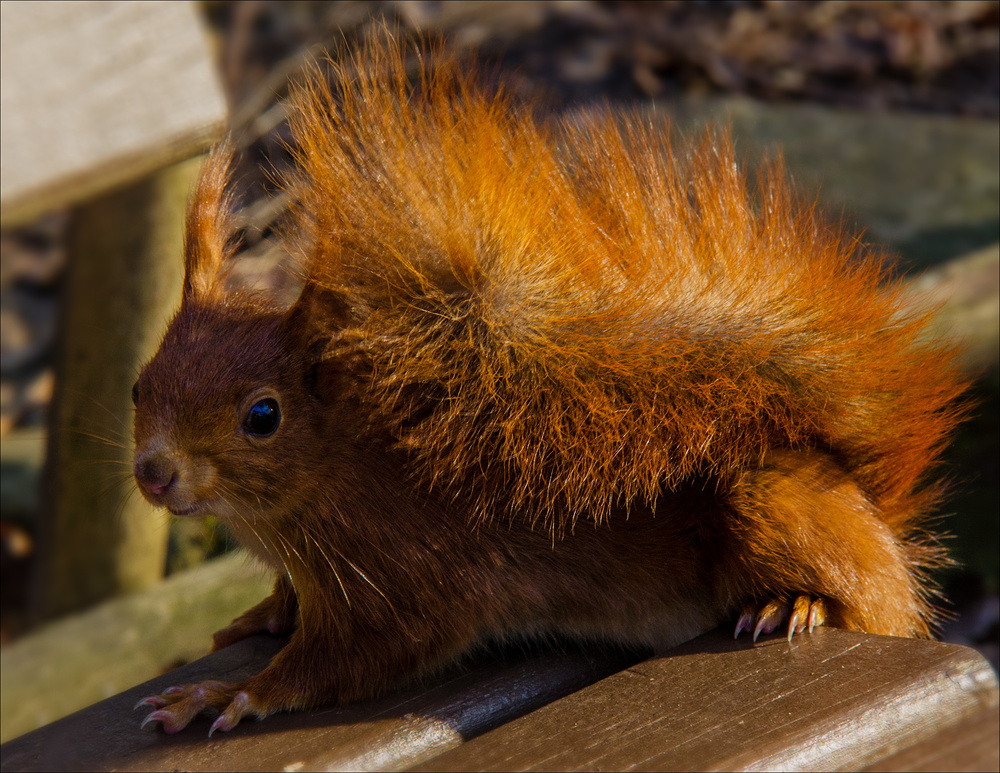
[257, 39, 966, 539]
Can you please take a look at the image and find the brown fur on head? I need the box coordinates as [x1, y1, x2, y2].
[131, 143, 351, 549]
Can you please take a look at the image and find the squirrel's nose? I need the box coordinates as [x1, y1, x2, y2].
[134, 453, 178, 498]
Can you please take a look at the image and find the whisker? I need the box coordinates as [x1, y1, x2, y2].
[60, 386, 133, 429]
[95, 471, 141, 501]
[301, 528, 352, 611]
[68, 458, 133, 468]
[215, 481, 297, 582]
[63, 429, 134, 452]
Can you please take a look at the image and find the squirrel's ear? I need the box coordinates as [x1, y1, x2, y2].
[183, 140, 237, 301]
[283, 277, 353, 340]
[282, 280, 357, 403]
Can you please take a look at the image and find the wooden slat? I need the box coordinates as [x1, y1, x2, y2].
[413, 628, 1000, 773]
[0, 636, 640, 772]
[0, 0, 226, 227]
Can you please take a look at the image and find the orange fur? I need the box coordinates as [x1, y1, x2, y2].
[132, 33, 968, 734]
[289, 40, 964, 537]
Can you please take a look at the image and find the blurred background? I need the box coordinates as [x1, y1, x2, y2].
[1, 0, 997, 743]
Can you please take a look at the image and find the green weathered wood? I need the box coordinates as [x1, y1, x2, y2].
[0, 551, 272, 744]
[33, 157, 201, 620]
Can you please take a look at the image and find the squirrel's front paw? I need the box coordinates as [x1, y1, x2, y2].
[211, 588, 296, 652]
[137, 681, 265, 735]
[211, 611, 293, 652]
[735, 595, 827, 642]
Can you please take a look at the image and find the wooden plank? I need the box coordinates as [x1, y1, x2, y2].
[0, 636, 640, 772]
[3, 625, 996, 772]
[863, 706, 1000, 773]
[0, 0, 226, 227]
[412, 628, 1000, 772]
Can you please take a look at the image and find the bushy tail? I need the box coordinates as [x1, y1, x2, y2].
[282, 31, 969, 546]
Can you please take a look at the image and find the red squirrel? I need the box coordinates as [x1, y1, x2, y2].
[132, 33, 968, 735]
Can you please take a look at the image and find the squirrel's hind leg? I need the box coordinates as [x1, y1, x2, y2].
[721, 450, 930, 639]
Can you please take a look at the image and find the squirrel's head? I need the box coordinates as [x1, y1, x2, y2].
[131, 143, 350, 523]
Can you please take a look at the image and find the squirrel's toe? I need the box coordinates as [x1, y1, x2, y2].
[786, 594, 827, 641]
[138, 680, 242, 734]
[208, 691, 258, 736]
[736, 595, 827, 642]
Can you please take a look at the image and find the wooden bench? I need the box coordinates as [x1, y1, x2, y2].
[1, 627, 996, 771]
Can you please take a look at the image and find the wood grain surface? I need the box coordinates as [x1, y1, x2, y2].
[414, 628, 1000, 773]
[864, 706, 1000, 773]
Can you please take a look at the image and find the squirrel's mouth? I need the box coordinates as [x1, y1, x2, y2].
[168, 502, 205, 517]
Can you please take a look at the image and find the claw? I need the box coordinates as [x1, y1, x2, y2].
[134, 695, 167, 711]
[734, 608, 755, 639]
[752, 600, 789, 642]
[787, 595, 811, 641]
[208, 691, 252, 736]
[207, 715, 229, 738]
[807, 597, 827, 632]
[137, 680, 259, 735]
[140, 709, 171, 731]
[143, 704, 199, 735]
[739, 595, 828, 644]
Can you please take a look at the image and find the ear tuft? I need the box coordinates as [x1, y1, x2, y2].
[183, 139, 238, 301]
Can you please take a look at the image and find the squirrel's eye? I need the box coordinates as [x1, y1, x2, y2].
[131, 381, 140, 406]
[244, 398, 281, 437]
